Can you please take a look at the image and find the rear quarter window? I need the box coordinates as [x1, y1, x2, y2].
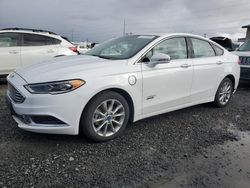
[51, 37, 61, 45]
[211, 44, 224, 56]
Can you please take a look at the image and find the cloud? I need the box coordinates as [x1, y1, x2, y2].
[0, 0, 249, 42]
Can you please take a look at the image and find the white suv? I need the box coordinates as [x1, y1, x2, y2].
[0, 28, 78, 76]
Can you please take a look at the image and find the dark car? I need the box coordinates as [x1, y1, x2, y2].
[233, 40, 250, 80]
[210, 37, 238, 51]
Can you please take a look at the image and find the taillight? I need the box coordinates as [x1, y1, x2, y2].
[237, 58, 241, 65]
[69, 46, 78, 53]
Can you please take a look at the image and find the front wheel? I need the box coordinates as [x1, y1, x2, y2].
[214, 78, 233, 108]
[80, 91, 130, 142]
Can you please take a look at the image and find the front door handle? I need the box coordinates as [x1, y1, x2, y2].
[216, 61, 223, 65]
[47, 49, 55, 53]
[180, 64, 191, 68]
[9, 50, 18, 54]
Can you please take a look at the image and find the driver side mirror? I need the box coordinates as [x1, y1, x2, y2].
[147, 53, 171, 67]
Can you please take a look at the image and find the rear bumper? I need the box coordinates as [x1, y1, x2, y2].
[240, 67, 250, 80]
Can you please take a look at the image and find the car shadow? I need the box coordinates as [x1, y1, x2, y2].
[239, 80, 250, 90]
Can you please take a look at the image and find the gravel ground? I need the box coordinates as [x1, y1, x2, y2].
[0, 82, 250, 188]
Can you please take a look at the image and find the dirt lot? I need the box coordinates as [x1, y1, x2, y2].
[0, 82, 250, 188]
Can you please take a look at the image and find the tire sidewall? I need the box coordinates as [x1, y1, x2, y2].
[81, 91, 130, 142]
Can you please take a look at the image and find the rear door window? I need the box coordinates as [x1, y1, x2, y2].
[0, 32, 20, 47]
[22, 33, 60, 46]
[191, 38, 215, 58]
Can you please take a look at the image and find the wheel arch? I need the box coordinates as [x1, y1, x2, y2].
[225, 74, 235, 89]
[79, 87, 135, 134]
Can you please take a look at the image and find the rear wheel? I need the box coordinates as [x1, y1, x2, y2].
[214, 78, 233, 107]
[80, 91, 129, 142]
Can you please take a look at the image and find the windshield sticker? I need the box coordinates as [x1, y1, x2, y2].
[138, 36, 155, 39]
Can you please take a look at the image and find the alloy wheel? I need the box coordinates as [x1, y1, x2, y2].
[92, 99, 125, 137]
[218, 81, 232, 105]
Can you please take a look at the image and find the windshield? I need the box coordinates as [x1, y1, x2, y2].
[238, 40, 250, 51]
[85, 35, 158, 60]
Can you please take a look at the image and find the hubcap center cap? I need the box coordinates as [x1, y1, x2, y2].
[106, 115, 113, 122]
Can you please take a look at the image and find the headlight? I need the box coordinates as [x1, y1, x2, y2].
[24, 79, 85, 94]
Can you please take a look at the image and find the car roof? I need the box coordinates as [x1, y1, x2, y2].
[134, 33, 207, 39]
[1, 27, 57, 34]
[136, 33, 224, 45]
[0, 28, 59, 38]
[129, 33, 226, 52]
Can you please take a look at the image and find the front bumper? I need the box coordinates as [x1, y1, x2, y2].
[6, 73, 87, 135]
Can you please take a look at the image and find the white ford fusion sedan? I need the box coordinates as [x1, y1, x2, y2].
[6, 33, 240, 141]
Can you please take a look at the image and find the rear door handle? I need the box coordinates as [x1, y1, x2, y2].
[9, 50, 18, 54]
[180, 64, 191, 68]
[216, 61, 223, 65]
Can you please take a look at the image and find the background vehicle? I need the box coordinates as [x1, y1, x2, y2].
[0, 28, 78, 76]
[210, 37, 239, 51]
[76, 42, 98, 54]
[233, 40, 250, 80]
[77, 45, 90, 54]
[6, 34, 240, 142]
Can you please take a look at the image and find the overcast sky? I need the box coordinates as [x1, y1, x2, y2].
[0, 0, 250, 42]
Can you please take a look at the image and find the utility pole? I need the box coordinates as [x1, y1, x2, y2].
[123, 19, 126, 36]
[71, 29, 74, 42]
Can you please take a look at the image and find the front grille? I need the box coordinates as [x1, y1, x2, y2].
[8, 83, 25, 103]
[30, 115, 65, 125]
[239, 56, 250, 65]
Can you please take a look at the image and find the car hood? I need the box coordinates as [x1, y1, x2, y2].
[15, 55, 128, 83]
[232, 51, 250, 57]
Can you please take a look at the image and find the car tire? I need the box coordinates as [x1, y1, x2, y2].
[80, 91, 130, 142]
[214, 77, 233, 108]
